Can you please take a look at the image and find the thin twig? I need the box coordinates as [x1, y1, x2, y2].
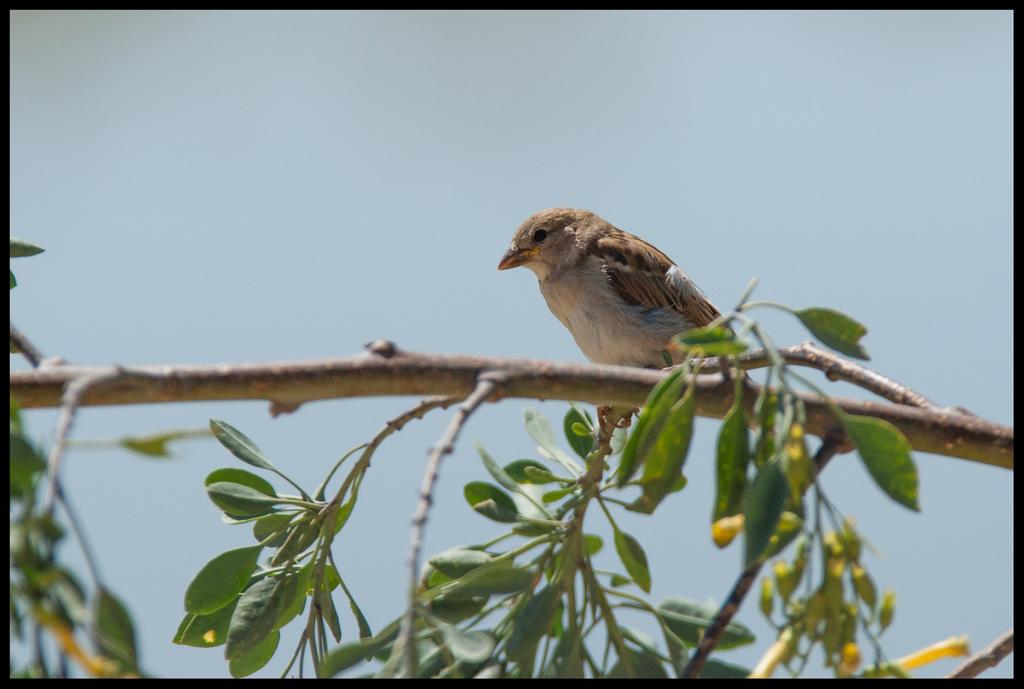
[10, 320, 45, 368]
[399, 374, 502, 676]
[946, 628, 1013, 678]
[682, 433, 843, 678]
[43, 367, 128, 513]
[698, 341, 940, 409]
[54, 485, 103, 587]
[9, 346, 1013, 468]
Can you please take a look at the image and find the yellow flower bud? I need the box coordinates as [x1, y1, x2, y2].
[805, 590, 827, 632]
[774, 560, 799, 603]
[852, 565, 877, 610]
[760, 576, 775, 618]
[839, 641, 861, 676]
[711, 514, 744, 548]
[879, 588, 896, 632]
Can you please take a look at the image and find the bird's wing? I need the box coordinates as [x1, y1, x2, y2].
[594, 229, 721, 328]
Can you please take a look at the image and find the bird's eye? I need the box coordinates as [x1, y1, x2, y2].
[532, 229, 548, 243]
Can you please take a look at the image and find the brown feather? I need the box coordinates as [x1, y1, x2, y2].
[591, 226, 720, 328]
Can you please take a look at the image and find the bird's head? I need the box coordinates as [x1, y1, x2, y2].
[498, 208, 594, 280]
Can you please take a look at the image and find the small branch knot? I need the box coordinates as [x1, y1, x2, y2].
[365, 339, 398, 358]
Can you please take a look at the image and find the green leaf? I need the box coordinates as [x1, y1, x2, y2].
[583, 534, 603, 556]
[617, 367, 686, 487]
[204, 467, 277, 497]
[753, 389, 778, 469]
[428, 595, 488, 625]
[842, 414, 919, 511]
[701, 658, 753, 678]
[674, 325, 748, 356]
[505, 585, 561, 662]
[614, 530, 652, 593]
[173, 598, 238, 648]
[10, 237, 45, 258]
[91, 587, 139, 673]
[225, 575, 289, 659]
[252, 513, 293, 548]
[337, 574, 372, 640]
[523, 408, 582, 476]
[228, 628, 279, 678]
[274, 563, 313, 629]
[743, 460, 789, 567]
[431, 561, 535, 601]
[609, 645, 668, 678]
[428, 547, 494, 579]
[270, 518, 318, 566]
[541, 485, 575, 503]
[463, 482, 519, 523]
[205, 481, 282, 518]
[662, 624, 689, 677]
[795, 307, 870, 360]
[713, 399, 750, 522]
[443, 626, 495, 665]
[563, 407, 594, 459]
[209, 419, 279, 470]
[321, 619, 402, 677]
[184, 545, 263, 614]
[628, 385, 696, 514]
[505, 459, 557, 484]
[9, 270, 15, 289]
[118, 428, 209, 458]
[317, 587, 343, 642]
[477, 444, 551, 519]
[10, 432, 46, 499]
[657, 596, 756, 650]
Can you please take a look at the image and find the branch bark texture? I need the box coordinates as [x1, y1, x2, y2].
[9, 343, 1012, 469]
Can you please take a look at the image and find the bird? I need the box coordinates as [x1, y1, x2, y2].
[498, 208, 721, 371]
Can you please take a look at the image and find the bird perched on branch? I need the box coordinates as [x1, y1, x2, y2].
[498, 207, 723, 431]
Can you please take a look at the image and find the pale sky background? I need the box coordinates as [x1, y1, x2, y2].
[10, 10, 1012, 679]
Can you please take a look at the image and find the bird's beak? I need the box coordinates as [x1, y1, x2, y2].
[498, 245, 539, 271]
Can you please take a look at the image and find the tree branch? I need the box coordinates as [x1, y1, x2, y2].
[946, 628, 1013, 678]
[699, 341, 941, 410]
[399, 374, 502, 676]
[42, 367, 130, 512]
[9, 343, 1012, 469]
[10, 320, 45, 368]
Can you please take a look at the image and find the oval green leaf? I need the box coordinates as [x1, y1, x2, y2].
[229, 628, 279, 678]
[795, 307, 870, 360]
[674, 325, 748, 356]
[505, 585, 561, 662]
[657, 596, 756, 650]
[463, 482, 519, 523]
[185, 545, 263, 614]
[842, 414, 919, 511]
[173, 598, 238, 648]
[563, 406, 594, 459]
[225, 575, 288, 660]
[209, 419, 278, 472]
[617, 367, 686, 487]
[428, 547, 494, 579]
[206, 481, 282, 518]
[614, 530, 652, 593]
[92, 587, 139, 673]
[204, 467, 277, 497]
[629, 386, 696, 514]
[743, 461, 789, 567]
[253, 513, 293, 547]
[713, 399, 749, 522]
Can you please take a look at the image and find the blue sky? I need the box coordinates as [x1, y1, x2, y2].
[11, 10, 1012, 678]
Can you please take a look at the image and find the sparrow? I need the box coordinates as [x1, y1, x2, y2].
[498, 208, 721, 370]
